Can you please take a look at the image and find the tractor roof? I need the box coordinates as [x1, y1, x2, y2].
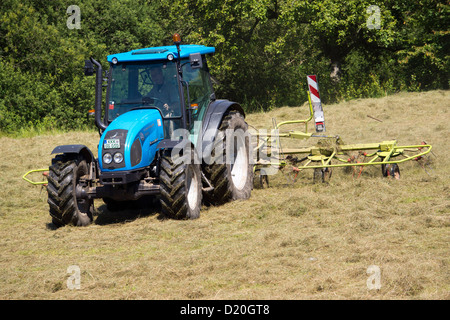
[107, 45, 215, 64]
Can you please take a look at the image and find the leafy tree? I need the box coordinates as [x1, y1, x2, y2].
[0, 0, 447, 133]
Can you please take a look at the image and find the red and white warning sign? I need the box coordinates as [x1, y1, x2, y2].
[307, 75, 325, 132]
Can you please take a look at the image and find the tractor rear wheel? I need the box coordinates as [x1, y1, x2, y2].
[47, 156, 94, 227]
[202, 111, 253, 205]
[160, 149, 202, 219]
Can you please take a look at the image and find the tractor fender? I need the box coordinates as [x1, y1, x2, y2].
[51, 144, 95, 164]
[201, 99, 245, 157]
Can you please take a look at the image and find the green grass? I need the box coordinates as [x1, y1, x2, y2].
[0, 90, 449, 299]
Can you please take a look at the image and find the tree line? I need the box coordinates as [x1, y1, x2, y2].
[0, 0, 448, 133]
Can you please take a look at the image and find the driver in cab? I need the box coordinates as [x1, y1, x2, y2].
[146, 66, 176, 117]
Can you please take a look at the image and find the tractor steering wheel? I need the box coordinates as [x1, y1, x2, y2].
[142, 96, 164, 107]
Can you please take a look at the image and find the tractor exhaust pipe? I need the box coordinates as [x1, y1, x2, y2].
[90, 58, 108, 131]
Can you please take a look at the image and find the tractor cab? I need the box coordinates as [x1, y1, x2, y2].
[103, 43, 215, 138]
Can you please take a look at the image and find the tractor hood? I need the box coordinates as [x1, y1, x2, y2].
[98, 109, 164, 172]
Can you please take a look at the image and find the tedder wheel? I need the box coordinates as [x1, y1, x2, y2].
[259, 172, 269, 188]
[381, 163, 400, 179]
[47, 156, 94, 227]
[254, 169, 269, 189]
[313, 167, 333, 183]
[202, 111, 253, 205]
[160, 148, 202, 219]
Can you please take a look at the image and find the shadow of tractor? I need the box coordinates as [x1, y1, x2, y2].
[94, 196, 165, 225]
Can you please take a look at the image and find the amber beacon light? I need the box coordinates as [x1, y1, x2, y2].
[173, 33, 181, 44]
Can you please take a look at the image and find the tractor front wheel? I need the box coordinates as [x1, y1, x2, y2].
[47, 156, 94, 227]
[160, 149, 202, 219]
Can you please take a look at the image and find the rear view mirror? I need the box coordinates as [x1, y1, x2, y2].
[84, 59, 94, 76]
[189, 53, 203, 69]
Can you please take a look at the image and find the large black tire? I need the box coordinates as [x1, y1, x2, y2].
[47, 156, 94, 227]
[160, 148, 202, 219]
[202, 111, 253, 205]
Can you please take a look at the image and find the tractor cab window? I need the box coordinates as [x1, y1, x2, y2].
[181, 56, 214, 129]
[107, 61, 181, 125]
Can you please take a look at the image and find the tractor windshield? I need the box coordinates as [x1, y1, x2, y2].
[107, 61, 181, 122]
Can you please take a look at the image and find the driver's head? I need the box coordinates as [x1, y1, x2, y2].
[150, 67, 164, 85]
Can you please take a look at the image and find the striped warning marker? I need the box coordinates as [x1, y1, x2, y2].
[307, 75, 325, 132]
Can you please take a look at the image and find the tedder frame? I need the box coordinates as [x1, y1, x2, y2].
[253, 83, 433, 185]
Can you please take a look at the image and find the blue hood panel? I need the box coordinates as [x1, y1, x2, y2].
[98, 109, 164, 172]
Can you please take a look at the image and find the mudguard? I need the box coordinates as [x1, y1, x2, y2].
[51, 144, 95, 163]
[201, 99, 245, 158]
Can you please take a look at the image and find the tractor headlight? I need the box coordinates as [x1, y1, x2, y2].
[111, 57, 118, 64]
[113, 152, 124, 164]
[103, 153, 113, 164]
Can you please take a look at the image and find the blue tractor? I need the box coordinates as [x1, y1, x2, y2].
[47, 35, 253, 226]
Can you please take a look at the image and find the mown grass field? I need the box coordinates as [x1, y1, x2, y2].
[0, 90, 448, 299]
